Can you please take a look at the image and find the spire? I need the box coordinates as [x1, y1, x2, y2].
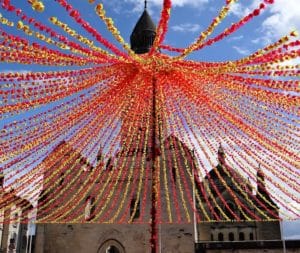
[217, 143, 226, 165]
[96, 145, 104, 162]
[218, 143, 225, 155]
[256, 164, 277, 209]
[257, 163, 266, 190]
[130, 1, 156, 54]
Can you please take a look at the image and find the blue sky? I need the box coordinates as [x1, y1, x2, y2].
[0, 0, 299, 239]
[0, 0, 299, 72]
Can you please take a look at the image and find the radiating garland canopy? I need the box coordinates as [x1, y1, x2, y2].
[0, 0, 299, 226]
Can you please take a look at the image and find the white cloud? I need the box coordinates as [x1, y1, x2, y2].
[262, 0, 300, 40]
[251, 38, 262, 44]
[159, 0, 209, 7]
[171, 23, 201, 33]
[227, 35, 244, 41]
[232, 45, 250, 55]
[123, 0, 209, 12]
[229, 0, 260, 18]
[230, 0, 300, 43]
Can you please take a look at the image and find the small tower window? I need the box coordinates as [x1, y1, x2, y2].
[229, 232, 234, 241]
[218, 233, 224, 241]
[249, 232, 254, 240]
[239, 232, 245, 241]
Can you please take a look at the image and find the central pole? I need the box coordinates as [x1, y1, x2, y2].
[150, 76, 158, 253]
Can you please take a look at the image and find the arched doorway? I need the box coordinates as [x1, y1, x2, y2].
[98, 239, 125, 253]
[106, 245, 119, 253]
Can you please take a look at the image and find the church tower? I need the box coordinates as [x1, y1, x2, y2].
[130, 0, 156, 54]
[118, 0, 157, 160]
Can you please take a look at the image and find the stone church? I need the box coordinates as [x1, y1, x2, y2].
[31, 2, 299, 253]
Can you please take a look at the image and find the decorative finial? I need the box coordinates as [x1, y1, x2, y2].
[144, 0, 147, 10]
[218, 143, 225, 154]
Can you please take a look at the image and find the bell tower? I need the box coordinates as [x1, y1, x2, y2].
[130, 0, 156, 54]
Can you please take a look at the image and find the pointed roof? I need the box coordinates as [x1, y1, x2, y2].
[257, 163, 265, 178]
[218, 143, 225, 154]
[130, 2, 156, 54]
[131, 9, 156, 35]
[164, 134, 192, 153]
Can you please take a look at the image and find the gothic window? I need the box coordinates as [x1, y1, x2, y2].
[85, 196, 95, 221]
[130, 197, 140, 220]
[229, 232, 234, 241]
[239, 232, 245, 241]
[249, 232, 254, 240]
[218, 233, 224, 241]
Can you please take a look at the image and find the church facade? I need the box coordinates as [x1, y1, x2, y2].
[33, 136, 290, 253]
[31, 3, 299, 253]
[34, 136, 197, 253]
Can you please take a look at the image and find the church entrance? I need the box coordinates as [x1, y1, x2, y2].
[98, 239, 125, 253]
[106, 245, 120, 253]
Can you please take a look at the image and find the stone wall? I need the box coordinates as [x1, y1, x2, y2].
[196, 240, 300, 253]
[35, 223, 195, 253]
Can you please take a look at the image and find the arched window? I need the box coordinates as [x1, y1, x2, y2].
[106, 245, 120, 253]
[218, 233, 224, 241]
[239, 232, 245, 241]
[211, 234, 214, 241]
[98, 239, 125, 253]
[229, 232, 234, 241]
[249, 232, 254, 240]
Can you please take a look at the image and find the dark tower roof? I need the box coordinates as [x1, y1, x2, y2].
[130, 1, 156, 54]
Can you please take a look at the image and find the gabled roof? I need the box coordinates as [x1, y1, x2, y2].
[164, 134, 192, 153]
